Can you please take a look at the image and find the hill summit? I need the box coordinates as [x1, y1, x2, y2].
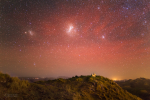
[0, 72, 141, 100]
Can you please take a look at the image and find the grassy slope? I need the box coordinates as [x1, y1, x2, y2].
[0, 72, 142, 100]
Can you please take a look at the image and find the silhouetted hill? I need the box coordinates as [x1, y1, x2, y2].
[116, 78, 150, 100]
[18, 77, 55, 82]
[0, 72, 142, 100]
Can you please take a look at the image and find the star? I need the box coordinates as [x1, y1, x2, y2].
[102, 35, 105, 39]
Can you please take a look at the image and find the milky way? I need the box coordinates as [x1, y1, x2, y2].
[1, 0, 150, 79]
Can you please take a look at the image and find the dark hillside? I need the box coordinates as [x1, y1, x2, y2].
[116, 78, 150, 100]
[0, 72, 142, 100]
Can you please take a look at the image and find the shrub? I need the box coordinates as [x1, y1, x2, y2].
[0, 73, 11, 83]
[65, 85, 72, 93]
[19, 80, 30, 88]
[88, 77, 94, 82]
[140, 90, 148, 94]
[73, 92, 81, 100]
[57, 78, 66, 83]
[124, 85, 131, 89]
[76, 78, 83, 82]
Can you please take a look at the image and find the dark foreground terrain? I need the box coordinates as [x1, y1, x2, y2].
[116, 78, 150, 100]
[0, 72, 141, 100]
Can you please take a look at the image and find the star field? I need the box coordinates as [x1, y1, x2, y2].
[0, 0, 150, 79]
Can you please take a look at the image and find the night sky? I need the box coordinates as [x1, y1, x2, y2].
[1, 0, 150, 80]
